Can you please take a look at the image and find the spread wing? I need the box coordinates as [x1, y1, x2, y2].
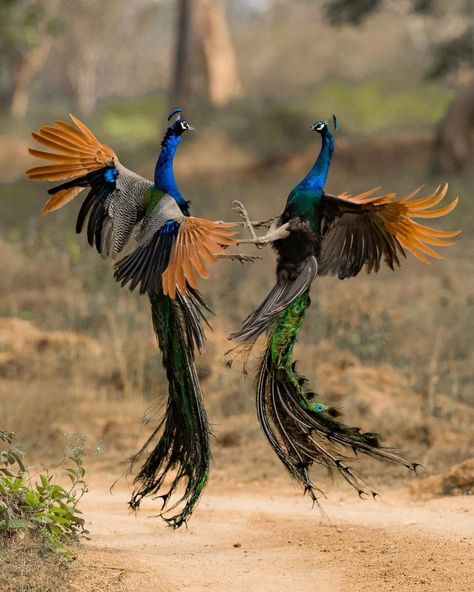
[162, 217, 237, 299]
[26, 114, 152, 258]
[318, 184, 459, 279]
[115, 205, 237, 298]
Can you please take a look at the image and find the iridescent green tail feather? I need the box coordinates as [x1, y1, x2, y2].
[129, 291, 210, 528]
[257, 291, 417, 500]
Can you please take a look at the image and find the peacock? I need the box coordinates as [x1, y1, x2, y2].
[229, 116, 460, 502]
[26, 108, 252, 527]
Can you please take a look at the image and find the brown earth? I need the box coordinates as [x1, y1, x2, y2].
[1, 316, 472, 590]
[410, 458, 474, 498]
[68, 473, 473, 592]
[1, 128, 472, 591]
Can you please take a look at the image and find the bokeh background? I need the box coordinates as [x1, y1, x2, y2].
[0, 0, 473, 493]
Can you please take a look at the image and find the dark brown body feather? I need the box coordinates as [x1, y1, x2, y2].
[274, 218, 321, 283]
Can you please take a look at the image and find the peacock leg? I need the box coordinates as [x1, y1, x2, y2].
[235, 222, 290, 246]
[232, 200, 260, 241]
[216, 253, 262, 264]
[232, 200, 289, 246]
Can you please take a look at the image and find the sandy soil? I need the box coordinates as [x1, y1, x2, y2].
[70, 475, 473, 592]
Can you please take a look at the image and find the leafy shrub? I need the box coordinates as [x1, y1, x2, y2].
[0, 431, 88, 558]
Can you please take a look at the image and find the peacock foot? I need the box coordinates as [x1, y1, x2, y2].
[232, 200, 289, 247]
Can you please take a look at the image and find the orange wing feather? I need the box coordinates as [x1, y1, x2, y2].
[338, 183, 460, 263]
[26, 114, 116, 213]
[162, 218, 237, 299]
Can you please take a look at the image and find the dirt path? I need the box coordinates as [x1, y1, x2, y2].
[71, 476, 473, 592]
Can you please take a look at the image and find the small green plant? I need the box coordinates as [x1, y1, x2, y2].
[0, 431, 88, 558]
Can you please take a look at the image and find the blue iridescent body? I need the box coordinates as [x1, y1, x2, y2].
[154, 124, 189, 212]
[295, 125, 334, 194]
[283, 121, 335, 230]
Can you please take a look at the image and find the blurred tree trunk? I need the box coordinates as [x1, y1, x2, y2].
[62, 0, 123, 116]
[171, 0, 197, 109]
[171, 0, 241, 109]
[10, 36, 54, 120]
[67, 38, 98, 116]
[198, 0, 242, 105]
[8, 0, 58, 120]
[433, 83, 474, 172]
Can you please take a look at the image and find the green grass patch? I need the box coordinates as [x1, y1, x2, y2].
[94, 94, 168, 143]
[303, 77, 455, 135]
[197, 76, 455, 158]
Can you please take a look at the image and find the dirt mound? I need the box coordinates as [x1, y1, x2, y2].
[307, 340, 415, 413]
[410, 458, 474, 498]
[0, 317, 102, 377]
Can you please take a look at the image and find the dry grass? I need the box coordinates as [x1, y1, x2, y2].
[0, 531, 130, 592]
[0, 533, 69, 592]
[3, 259, 471, 487]
[1, 137, 473, 473]
[0, 131, 472, 591]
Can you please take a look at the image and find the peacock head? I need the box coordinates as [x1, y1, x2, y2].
[311, 115, 338, 136]
[167, 107, 195, 135]
[311, 120, 328, 135]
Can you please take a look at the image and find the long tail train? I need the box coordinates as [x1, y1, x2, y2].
[129, 289, 211, 527]
[230, 268, 417, 501]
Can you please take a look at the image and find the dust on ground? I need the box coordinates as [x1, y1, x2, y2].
[69, 472, 473, 592]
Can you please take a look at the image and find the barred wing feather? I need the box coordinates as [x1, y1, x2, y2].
[319, 184, 459, 278]
[26, 114, 152, 258]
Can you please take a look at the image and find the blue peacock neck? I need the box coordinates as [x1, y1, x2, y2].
[154, 128, 186, 207]
[298, 130, 334, 193]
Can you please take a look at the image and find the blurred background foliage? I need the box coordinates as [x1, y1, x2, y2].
[0, 0, 472, 142]
[0, 0, 472, 483]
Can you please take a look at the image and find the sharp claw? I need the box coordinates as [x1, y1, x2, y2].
[217, 253, 262, 264]
[232, 199, 259, 242]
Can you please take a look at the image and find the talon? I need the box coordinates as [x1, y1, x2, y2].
[216, 253, 262, 264]
[232, 199, 259, 242]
